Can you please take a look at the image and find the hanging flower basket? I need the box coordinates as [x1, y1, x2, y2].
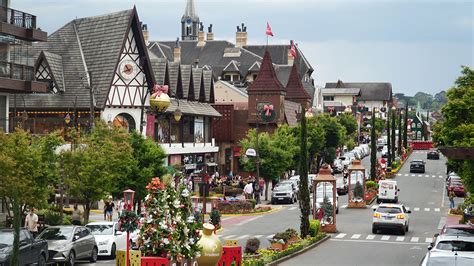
[150, 85, 171, 113]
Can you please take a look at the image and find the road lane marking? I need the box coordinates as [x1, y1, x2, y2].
[341, 205, 348, 209]
[396, 236, 405, 241]
[404, 174, 409, 176]
[438, 217, 446, 230]
[235, 216, 262, 226]
[396, 173, 402, 176]
[432, 175, 436, 178]
[424, 208, 430, 211]
[351, 234, 361, 239]
[434, 208, 440, 212]
[223, 235, 236, 239]
[411, 237, 419, 242]
[236, 234, 250, 240]
[414, 207, 420, 211]
[330, 239, 426, 245]
[381, 235, 390, 241]
[288, 207, 297, 211]
[439, 175, 443, 178]
[418, 175, 422, 177]
[254, 235, 263, 238]
[425, 237, 433, 243]
[366, 235, 375, 240]
[335, 233, 347, 239]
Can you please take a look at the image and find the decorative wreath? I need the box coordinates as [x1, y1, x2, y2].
[118, 209, 139, 232]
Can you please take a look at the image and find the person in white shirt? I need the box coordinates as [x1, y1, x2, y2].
[25, 208, 39, 237]
[244, 182, 253, 200]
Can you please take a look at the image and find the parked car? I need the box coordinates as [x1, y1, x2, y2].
[289, 174, 314, 188]
[446, 174, 462, 189]
[336, 178, 348, 195]
[343, 152, 356, 163]
[447, 180, 466, 197]
[439, 224, 474, 237]
[338, 156, 353, 169]
[359, 144, 370, 156]
[271, 184, 297, 204]
[410, 160, 426, 173]
[37, 226, 98, 265]
[353, 147, 366, 159]
[280, 179, 299, 195]
[381, 145, 389, 158]
[372, 203, 411, 235]
[314, 183, 339, 214]
[427, 149, 440, 160]
[332, 159, 344, 174]
[420, 250, 474, 266]
[427, 235, 474, 253]
[86, 221, 127, 258]
[0, 229, 48, 265]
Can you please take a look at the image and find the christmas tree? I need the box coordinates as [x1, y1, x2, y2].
[139, 175, 202, 260]
[353, 181, 364, 200]
[322, 195, 334, 222]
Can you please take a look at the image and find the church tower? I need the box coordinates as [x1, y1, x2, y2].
[181, 0, 200, 40]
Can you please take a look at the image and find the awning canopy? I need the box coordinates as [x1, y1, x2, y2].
[165, 99, 222, 117]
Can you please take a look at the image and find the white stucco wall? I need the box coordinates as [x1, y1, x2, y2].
[101, 107, 146, 136]
[214, 80, 248, 103]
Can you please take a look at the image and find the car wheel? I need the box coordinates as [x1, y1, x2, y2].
[372, 226, 377, 234]
[336, 207, 339, 214]
[376, 198, 381, 204]
[400, 228, 405, 235]
[38, 254, 46, 266]
[110, 243, 117, 259]
[90, 246, 98, 262]
[406, 224, 409, 232]
[68, 251, 75, 266]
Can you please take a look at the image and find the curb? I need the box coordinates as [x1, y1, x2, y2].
[265, 235, 330, 266]
[221, 206, 283, 217]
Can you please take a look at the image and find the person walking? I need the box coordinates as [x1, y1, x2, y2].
[243, 182, 253, 200]
[25, 208, 39, 237]
[71, 204, 82, 225]
[449, 190, 456, 209]
[259, 178, 265, 197]
[105, 201, 115, 221]
[253, 180, 261, 204]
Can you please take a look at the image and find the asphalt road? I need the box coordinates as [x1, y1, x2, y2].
[281, 150, 453, 266]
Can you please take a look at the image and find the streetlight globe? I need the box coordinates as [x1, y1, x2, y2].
[173, 108, 182, 122]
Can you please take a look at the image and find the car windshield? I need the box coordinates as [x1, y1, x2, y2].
[274, 185, 292, 192]
[412, 160, 423, 164]
[38, 227, 73, 240]
[426, 256, 473, 266]
[86, 224, 114, 235]
[376, 207, 402, 214]
[0, 231, 14, 247]
[435, 240, 474, 251]
[444, 228, 474, 236]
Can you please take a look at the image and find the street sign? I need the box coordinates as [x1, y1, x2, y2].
[245, 148, 256, 157]
[225, 240, 238, 247]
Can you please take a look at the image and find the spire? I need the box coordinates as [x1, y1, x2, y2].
[247, 50, 285, 93]
[286, 63, 311, 105]
[182, 0, 199, 20]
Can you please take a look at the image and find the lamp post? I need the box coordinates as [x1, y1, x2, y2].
[122, 189, 135, 266]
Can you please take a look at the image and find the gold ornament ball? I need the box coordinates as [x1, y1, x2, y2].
[150, 93, 171, 113]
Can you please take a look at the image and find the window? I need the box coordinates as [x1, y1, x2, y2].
[323, 96, 334, 101]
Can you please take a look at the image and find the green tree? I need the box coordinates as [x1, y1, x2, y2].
[337, 113, 358, 137]
[298, 106, 310, 238]
[112, 132, 166, 211]
[404, 104, 408, 149]
[391, 109, 396, 158]
[370, 109, 377, 180]
[387, 109, 392, 166]
[310, 114, 345, 168]
[63, 121, 134, 223]
[433, 66, 474, 194]
[0, 129, 62, 265]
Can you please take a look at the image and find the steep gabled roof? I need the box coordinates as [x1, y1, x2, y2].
[248, 61, 261, 73]
[192, 67, 203, 101]
[181, 65, 192, 99]
[285, 63, 311, 103]
[223, 60, 240, 73]
[150, 58, 168, 86]
[168, 62, 181, 97]
[35, 51, 65, 93]
[247, 50, 285, 94]
[325, 82, 392, 101]
[202, 69, 214, 102]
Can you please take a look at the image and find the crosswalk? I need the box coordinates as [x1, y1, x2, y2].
[409, 207, 442, 213]
[219, 233, 275, 242]
[332, 233, 434, 244]
[396, 173, 444, 178]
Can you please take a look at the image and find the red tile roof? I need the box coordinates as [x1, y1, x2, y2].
[285, 63, 311, 102]
[247, 50, 285, 93]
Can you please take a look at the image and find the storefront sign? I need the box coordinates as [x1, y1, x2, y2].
[185, 163, 197, 170]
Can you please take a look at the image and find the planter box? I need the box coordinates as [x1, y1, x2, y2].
[287, 236, 299, 244]
[320, 223, 337, 233]
[116, 250, 141, 266]
[348, 201, 366, 208]
[270, 242, 288, 251]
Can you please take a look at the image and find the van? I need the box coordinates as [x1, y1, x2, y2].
[377, 180, 399, 203]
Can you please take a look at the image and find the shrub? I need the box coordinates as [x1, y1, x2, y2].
[62, 215, 72, 225]
[210, 208, 221, 228]
[210, 186, 244, 197]
[309, 220, 320, 237]
[248, 199, 257, 209]
[245, 238, 260, 254]
[43, 210, 63, 226]
[217, 200, 254, 214]
[366, 181, 376, 189]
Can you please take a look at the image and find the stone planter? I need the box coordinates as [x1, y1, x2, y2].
[348, 201, 367, 208]
[320, 223, 337, 233]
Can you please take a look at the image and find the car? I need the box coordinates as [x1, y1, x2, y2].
[271, 184, 296, 204]
[446, 173, 461, 183]
[353, 147, 366, 159]
[427, 235, 474, 253]
[381, 145, 389, 158]
[372, 203, 411, 235]
[351, 148, 363, 160]
[427, 150, 440, 160]
[314, 183, 339, 214]
[338, 156, 353, 169]
[37, 226, 98, 265]
[447, 180, 466, 197]
[0, 229, 48, 265]
[377, 180, 399, 203]
[332, 159, 344, 174]
[86, 221, 127, 258]
[280, 179, 299, 195]
[336, 178, 348, 195]
[343, 152, 356, 163]
[420, 250, 474, 266]
[439, 224, 474, 237]
[410, 160, 426, 173]
[289, 174, 314, 188]
[359, 144, 370, 156]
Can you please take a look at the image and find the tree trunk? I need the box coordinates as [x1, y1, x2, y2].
[11, 197, 20, 266]
[83, 201, 91, 224]
[298, 106, 310, 238]
[370, 109, 377, 180]
[265, 180, 269, 201]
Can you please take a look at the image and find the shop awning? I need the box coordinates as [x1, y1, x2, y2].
[165, 99, 222, 117]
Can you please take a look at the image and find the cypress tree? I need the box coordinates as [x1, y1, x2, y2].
[403, 104, 408, 149]
[387, 108, 391, 167]
[391, 109, 396, 158]
[370, 108, 377, 180]
[298, 105, 310, 238]
[398, 109, 402, 155]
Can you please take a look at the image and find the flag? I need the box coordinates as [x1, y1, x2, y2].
[290, 41, 297, 58]
[266, 22, 274, 37]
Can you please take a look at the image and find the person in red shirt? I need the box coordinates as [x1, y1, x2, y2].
[259, 179, 265, 197]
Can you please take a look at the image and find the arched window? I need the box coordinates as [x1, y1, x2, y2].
[112, 113, 136, 132]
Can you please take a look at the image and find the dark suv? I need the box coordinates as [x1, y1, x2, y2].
[0, 229, 48, 265]
[427, 150, 440, 160]
[410, 160, 425, 173]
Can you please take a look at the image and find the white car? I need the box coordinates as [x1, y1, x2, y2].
[86, 222, 127, 258]
[372, 203, 411, 235]
[290, 174, 314, 188]
[314, 184, 339, 214]
[359, 144, 370, 156]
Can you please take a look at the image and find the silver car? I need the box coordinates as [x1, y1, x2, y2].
[37, 226, 98, 265]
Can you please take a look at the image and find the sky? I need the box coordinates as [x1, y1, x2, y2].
[13, 0, 473, 96]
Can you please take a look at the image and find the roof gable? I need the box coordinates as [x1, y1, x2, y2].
[285, 63, 311, 103]
[325, 81, 392, 101]
[247, 50, 285, 94]
[34, 51, 65, 94]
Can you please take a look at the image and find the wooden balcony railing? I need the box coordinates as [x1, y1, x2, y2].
[0, 6, 36, 29]
[0, 61, 34, 81]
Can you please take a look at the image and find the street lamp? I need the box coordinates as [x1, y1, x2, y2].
[173, 108, 182, 122]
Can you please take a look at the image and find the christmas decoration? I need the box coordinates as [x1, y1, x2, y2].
[118, 209, 139, 233]
[139, 176, 202, 260]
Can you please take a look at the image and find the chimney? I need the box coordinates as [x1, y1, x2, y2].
[173, 37, 181, 63]
[207, 24, 214, 41]
[288, 40, 295, 66]
[235, 23, 247, 47]
[142, 24, 149, 45]
[197, 22, 205, 46]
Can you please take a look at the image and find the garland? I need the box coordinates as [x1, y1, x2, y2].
[118, 209, 139, 232]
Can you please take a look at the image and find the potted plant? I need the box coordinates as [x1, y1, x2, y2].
[285, 228, 299, 244]
[270, 232, 289, 251]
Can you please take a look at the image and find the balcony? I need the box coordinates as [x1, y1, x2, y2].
[0, 7, 47, 41]
[0, 61, 48, 93]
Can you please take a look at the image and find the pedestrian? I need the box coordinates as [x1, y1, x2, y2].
[259, 178, 265, 197]
[71, 204, 82, 225]
[253, 180, 261, 204]
[449, 190, 455, 209]
[105, 200, 115, 221]
[317, 207, 324, 222]
[25, 208, 39, 237]
[103, 201, 108, 220]
[243, 182, 253, 200]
